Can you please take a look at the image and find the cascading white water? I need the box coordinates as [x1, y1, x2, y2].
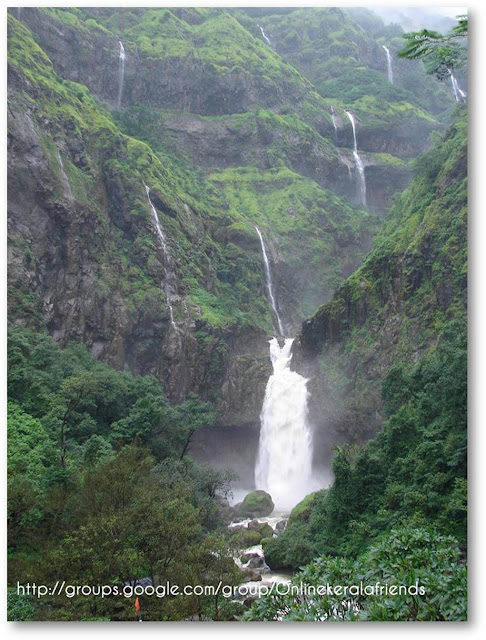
[117, 40, 126, 108]
[255, 338, 313, 511]
[330, 106, 339, 140]
[345, 111, 367, 207]
[254, 226, 284, 336]
[144, 184, 177, 330]
[449, 69, 466, 102]
[257, 24, 272, 46]
[382, 45, 394, 84]
[254, 228, 315, 511]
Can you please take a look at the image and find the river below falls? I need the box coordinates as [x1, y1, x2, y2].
[227, 490, 293, 595]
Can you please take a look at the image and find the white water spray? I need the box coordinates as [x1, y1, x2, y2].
[382, 45, 394, 84]
[345, 111, 367, 207]
[255, 338, 314, 511]
[257, 24, 272, 46]
[145, 184, 177, 330]
[117, 40, 126, 108]
[255, 226, 284, 336]
[449, 69, 466, 102]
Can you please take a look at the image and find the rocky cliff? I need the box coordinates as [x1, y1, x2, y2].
[7, 7, 457, 432]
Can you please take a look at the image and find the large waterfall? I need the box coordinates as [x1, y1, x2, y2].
[145, 184, 177, 330]
[255, 338, 313, 511]
[117, 40, 126, 108]
[254, 226, 284, 336]
[345, 111, 367, 207]
[254, 228, 314, 511]
[382, 45, 394, 84]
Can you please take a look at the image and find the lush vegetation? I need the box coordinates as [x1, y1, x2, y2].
[245, 528, 466, 621]
[8, 8, 467, 623]
[7, 326, 244, 621]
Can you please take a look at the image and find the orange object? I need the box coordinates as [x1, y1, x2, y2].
[135, 597, 141, 612]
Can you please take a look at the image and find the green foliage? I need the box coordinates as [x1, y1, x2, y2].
[398, 16, 468, 79]
[245, 527, 467, 621]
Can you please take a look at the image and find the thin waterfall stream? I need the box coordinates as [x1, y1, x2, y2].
[345, 111, 367, 207]
[144, 184, 177, 330]
[382, 45, 394, 83]
[449, 69, 466, 102]
[257, 24, 272, 46]
[330, 106, 339, 140]
[117, 40, 125, 108]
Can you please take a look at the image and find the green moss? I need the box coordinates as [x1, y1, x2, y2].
[237, 490, 275, 517]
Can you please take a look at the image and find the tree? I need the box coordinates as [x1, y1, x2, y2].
[398, 15, 467, 80]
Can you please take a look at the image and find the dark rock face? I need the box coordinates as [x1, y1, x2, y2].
[7, 7, 448, 441]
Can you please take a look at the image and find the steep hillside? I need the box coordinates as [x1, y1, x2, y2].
[294, 110, 467, 463]
[8, 7, 452, 431]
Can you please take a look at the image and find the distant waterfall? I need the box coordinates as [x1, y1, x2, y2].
[382, 45, 394, 83]
[257, 24, 272, 46]
[345, 111, 367, 207]
[449, 69, 467, 102]
[117, 40, 126, 108]
[255, 226, 284, 336]
[330, 106, 339, 140]
[56, 148, 73, 201]
[145, 184, 177, 330]
[255, 338, 313, 511]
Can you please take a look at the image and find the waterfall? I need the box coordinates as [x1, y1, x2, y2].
[449, 69, 467, 102]
[56, 148, 73, 200]
[255, 338, 313, 511]
[382, 45, 394, 84]
[257, 24, 272, 46]
[345, 111, 367, 207]
[330, 106, 339, 140]
[254, 227, 315, 511]
[144, 184, 177, 330]
[254, 226, 284, 336]
[117, 40, 126, 108]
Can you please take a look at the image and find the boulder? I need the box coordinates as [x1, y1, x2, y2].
[275, 519, 287, 533]
[239, 568, 262, 583]
[246, 555, 265, 569]
[236, 490, 274, 518]
[230, 528, 262, 548]
[248, 520, 274, 538]
[240, 551, 260, 564]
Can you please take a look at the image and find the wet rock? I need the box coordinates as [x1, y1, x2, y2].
[230, 528, 262, 547]
[246, 555, 265, 569]
[240, 552, 260, 564]
[239, 568, 262, 583]
[247, 520, 274, 539]
[275, 519, 287, 532]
